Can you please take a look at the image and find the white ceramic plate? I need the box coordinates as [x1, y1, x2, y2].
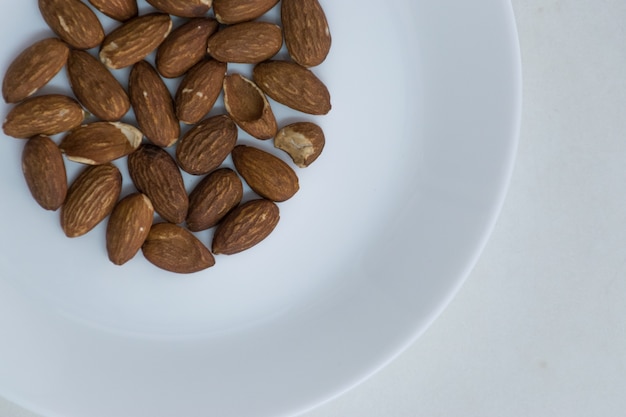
[0, 1, 521, 416]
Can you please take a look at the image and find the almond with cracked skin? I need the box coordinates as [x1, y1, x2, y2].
[61, 163, 122, 238]
[187, 168, 243, 232]
[87, 0, 138, 21]
[3, 94, 84, 139]
[176, 114, 238, 175]
[274, 122, 325, 167]
[129, 61, 179, 147]
[282, 0, 331, 67]
[231, 145, 299, 202]
[212, 199, 279, 255]
[128, 144, 188, 224]
[142, 222, 215, 274]
[106, 193, 154, 265]
[223, 74, 277, 140]
[38, 0, 104, 49]
[2, 38, 69, 104]
[207, 22, 282, 64]
[67, 50, 130, 122]
[60, 122, 142, 165]
[213, 0, 279, 24]
[175, 59, 226, 124]
[253, 60, 331, 115]
[100, 13, 172, 70]
[146, 0, 212, 18]
[22, 135, 67, 211]
[156, 17, 218, 78]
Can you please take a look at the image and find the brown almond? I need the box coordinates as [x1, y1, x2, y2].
[213, 0, 279, 24]
[22, 135, 67, 211]
[253, 60, 331, 115]
[142, 222, 215, 274]
[232, 145, 299, 202]
[100, 13, 172, 70]
[128, 144, 188, 224]
[106, 193, 154, 265]
[3, 95, 84, 139]
[146, 0, 212, 18]
[2, 38, 69, 104]
[207, 22, 282, 64]
[212, 199, 279, 255]
[60, 122, 142, 165]
[156, 18, 218, 78]
[38, 0, 104, 49]
[187, 168, 243, 232]
[67, 50, 130, 122]
[87, 0, 138, 21]
[174, 59, 226, 124]
[61, 163, 122, 238]
[176, 114, 238, 175]
[274, 122, 325, 167]
[223, 74, 277, 140]
[282, 0, 331, 67]
[129, 61, 179, 147]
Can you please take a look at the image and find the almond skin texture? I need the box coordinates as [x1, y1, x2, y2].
[187, 168, 243, 232]
[223, 74, 277, 140]
[3, 95, 84, 139]
[156, 18, 219, 78]
[129, 61, 179, 147]
[67, 50, 130, 122]
[60, 122, 142, 165]
[106, 193, 154, 265]
[100, 13, 172, 70]
[142, 223, 215, 274]
[207, 22, 282, 64]
[212, 199, 279, 255]
[254, 61, 331, 115]
[128, 144, 188, 224]
[176, 114, 238, 175]
[3, 38, 69, 104]
[38, 0, 104, 49]
[146, 0, 212, 18]
[274, 122, 325, 167]
[213, 0, 279, 24]
[232, 145, 299, 202]
[61, 164, 122, 238]
[22, 135, 67, 211]
[175, 59, 227, 124]
[87, 0, 138, 21]
[282, 0, 331, 67]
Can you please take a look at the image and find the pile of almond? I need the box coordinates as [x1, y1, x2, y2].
[2, 0, 331, 274]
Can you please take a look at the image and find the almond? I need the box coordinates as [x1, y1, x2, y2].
[106, 193, 154, 265]
[274, 122, 325, 167]
[213, 0, 279, 24]
[100, 13, 172, 70]
[231, 145, 299, 202]
[3, 94, 84, 139]
[212, 199, 279, 255]
[187, 168, 243, 232]
[174, 59, 226, 124]
[282, 0, 331, 67]
[59, 122, 142, 165]
[38, 0, 104, 50]
[67, 50, 130, 122]
[223, 74, 277, 140]
[87, 0, 138, 21]
[128, 144, 188, 224]
[142, 222, 215, 274]
[129, 61, 179, 147]
[2, 38, 69, 104]
[22, 135, 67, 211]
[145, 0, 212, 18]
[207, 22, 282, 64]
[156, 18, 219, 79]
[176, 114, 238, 175]
[254, 60, 331, 115]
[61, 163, 122, 238]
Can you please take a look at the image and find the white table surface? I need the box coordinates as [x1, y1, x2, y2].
[3, 0, 626, 416]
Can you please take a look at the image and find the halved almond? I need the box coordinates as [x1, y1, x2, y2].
[224, 74, 277, 140]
